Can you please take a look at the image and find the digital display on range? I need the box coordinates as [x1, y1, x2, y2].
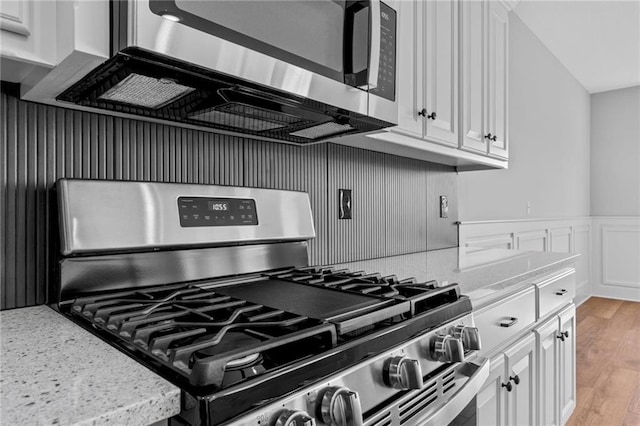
[208, 201, 229, 211]
[178, 197, 258, 227]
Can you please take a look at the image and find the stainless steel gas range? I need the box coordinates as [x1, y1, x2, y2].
[53, 179, 488, 426]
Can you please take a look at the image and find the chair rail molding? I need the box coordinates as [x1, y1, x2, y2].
[458, 217, 592, 305]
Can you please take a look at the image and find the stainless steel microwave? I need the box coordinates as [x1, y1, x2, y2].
[49, 0, 398, 144]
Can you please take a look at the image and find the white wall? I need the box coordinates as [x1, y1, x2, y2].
[589, 86, 640, 301]
[458, 13, 591, 221]
[590, 86, 640, 216]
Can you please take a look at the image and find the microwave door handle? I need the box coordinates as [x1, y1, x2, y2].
[365, 0, 381, 90]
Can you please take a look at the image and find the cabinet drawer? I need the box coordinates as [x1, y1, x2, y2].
[535, 268, 576, 320]
[475, 286, 536, 357]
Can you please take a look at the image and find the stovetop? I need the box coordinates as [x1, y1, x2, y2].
[67, 266, 467, 391]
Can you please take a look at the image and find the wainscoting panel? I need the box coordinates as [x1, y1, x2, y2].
[459, 218, 592, 304]
[549, 227, 572, 253]
[515, 230, 548, 251]
[592, 217, 640, 301]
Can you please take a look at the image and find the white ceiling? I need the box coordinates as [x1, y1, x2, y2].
[513, 0, 640, 94]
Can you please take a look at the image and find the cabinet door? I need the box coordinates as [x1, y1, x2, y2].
[459, 0, 487, 154]
[558, 304, 576, 424]
[423, 0, 458, 147]
[535, 317, 560, 426]
[395, 0, 425, 137]
[486, 1, 508, 159]
[477, 354, 508, 426]
[504, 333, 537, 426]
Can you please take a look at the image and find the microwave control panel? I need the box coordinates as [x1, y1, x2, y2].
[178, 197, 258, 227]
[371, 1, 397, 102]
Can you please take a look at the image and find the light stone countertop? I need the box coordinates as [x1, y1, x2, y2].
[0, 305, 181, 426]
[331, 247, 579, 309]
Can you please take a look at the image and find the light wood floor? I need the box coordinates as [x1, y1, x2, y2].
[566, 297, 640, 426]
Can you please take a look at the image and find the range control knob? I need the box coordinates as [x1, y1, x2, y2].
[383, 356, 424, 390]
[275, 409, 316, 426]
[431, 335, 465, 363]
[318, 386, 363, 426]
[453, 325, 482, 351]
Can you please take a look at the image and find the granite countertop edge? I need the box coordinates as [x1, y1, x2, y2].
[0, 305, 181, 426]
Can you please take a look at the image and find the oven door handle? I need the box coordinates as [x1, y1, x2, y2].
[419, 357, 490, 426]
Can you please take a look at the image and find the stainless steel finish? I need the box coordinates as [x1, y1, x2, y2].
[131, 1, 373, 118]
[275, 410, 316, 426]
[320, 386, 364, 426]
[363, 0, 381, 90]
[418, 358, 490, 426]
[383, 356, 423, 390]
[58, 242, 309, 302]
[431, 335, 465, 363]
[57, 179, 315, 255]
[228, 314, 478, 426]
[453, 325, 482, 351]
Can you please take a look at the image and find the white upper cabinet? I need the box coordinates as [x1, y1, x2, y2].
[487, 1, 509, 159]
[460, 0, 510, 158]
[0, 0, 57, 82]
[395, 0, 425, 138]
[423, 0, 459, 147]
[367, 0, 512, 170]
[460, 0, 487, 154]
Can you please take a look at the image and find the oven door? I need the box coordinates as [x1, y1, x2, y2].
[124, 0, 397, 124]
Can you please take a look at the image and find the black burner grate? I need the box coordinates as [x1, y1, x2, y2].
[70, 283, 337, 388]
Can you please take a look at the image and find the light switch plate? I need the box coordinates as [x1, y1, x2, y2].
[440, 195, 449, 218]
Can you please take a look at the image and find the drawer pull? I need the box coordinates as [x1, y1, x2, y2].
[499, 317, 518, 328]
[556, 330, 569, 341]
[556, 289, 568, 296]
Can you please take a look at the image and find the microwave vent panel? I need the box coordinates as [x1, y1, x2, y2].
[290, 122, 355, 140]
[97, 73, 195, 109]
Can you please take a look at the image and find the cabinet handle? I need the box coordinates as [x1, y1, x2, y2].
[510, 374, 520, 385]
[556, 330, 569, 341]
[502, 381, 513, 392]
[484, 133, 493, 140]
[418, 109, 437, 120]
[556, 289, 568, 296]
[499, 317, 518, 328]
[491, 135, 498, 142]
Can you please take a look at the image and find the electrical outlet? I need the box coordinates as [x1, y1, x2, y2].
[440, 195, 449, 218]
[339, 189, 352, 219]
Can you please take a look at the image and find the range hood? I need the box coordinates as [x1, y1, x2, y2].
[19, 0, 397, 145]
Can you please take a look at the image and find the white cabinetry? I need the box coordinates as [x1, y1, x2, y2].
[477, 333, 537, 426]
[459, 0, 509, 158]
[536, 304, 576, 426]
[349, 0, 512, 170]
[459, 0, 486, 154]
[475, 267, 576, 426]
[486, 1, 509, 159]
[0, 0, 57, 82]
[423, 0, 458, 147]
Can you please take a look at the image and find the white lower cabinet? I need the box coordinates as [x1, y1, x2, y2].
[477, 333, 537, 426]
[535, 304, 576, 426]
[558, 306, 576, 424]
[476, 267, 576, 426]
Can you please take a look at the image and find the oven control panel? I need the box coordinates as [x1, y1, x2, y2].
[178, 197, 258, 227]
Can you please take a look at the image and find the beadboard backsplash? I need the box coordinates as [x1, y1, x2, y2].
[0, 85, 458, 310]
